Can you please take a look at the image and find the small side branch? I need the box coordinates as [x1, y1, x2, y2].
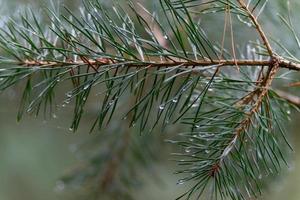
[237, 0, 273, 56]
[216, 59, 280, 172]
[275, 90, 300, 107]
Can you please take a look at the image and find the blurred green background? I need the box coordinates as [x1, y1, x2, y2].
[0, 0, 300, 199]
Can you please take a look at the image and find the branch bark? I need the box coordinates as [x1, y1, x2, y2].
[20, 58, 300, 71]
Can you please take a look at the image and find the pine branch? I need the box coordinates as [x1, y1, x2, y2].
[0, 0, 299, 200]
[15, 57, 300, 71]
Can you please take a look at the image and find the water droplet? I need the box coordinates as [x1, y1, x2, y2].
[172, 98, 178, 103]
[164, 35, 168, 39]
[177, 179, 184, 185]
[257, 151, 262, 159]
[83, 84, 90, 90]
[69, 127, 74, 132]
[208, 88, 214, 92]
[27, 107, 33, 113]
[193, 104, 199, 108]
[52, 113, 57, 119]
[189, 138, 194, 142]
[205, 150, 210, 154]
[64, 99, 70, 104]
[287, 110, 291, 115]
[258, 174, 262, 179]
[159, 104, 165, 110]
[108, 100, 114, 106]
[56, 78, 61, 82]
[195, 125, 200, 128]
[66, 92, 72, 98]
[185, 147, 191, 153]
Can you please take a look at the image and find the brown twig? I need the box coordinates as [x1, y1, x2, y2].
[288, 81, 300, 87]
[216, 58, 280, 170]
[237, 0, 273, 56]
[209, 0, 284, 176]
[275, 90, 300, 107]
[21, 58, 300, 71]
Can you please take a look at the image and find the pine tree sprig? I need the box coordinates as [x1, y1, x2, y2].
[0, 0, 299, 199]
[13, 57, 300, 71]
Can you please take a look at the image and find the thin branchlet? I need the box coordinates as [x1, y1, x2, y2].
[217, 58, 280, 168]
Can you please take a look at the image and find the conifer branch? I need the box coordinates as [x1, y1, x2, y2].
[0, 0, 299, 199]
[19, 58, 300, 71]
